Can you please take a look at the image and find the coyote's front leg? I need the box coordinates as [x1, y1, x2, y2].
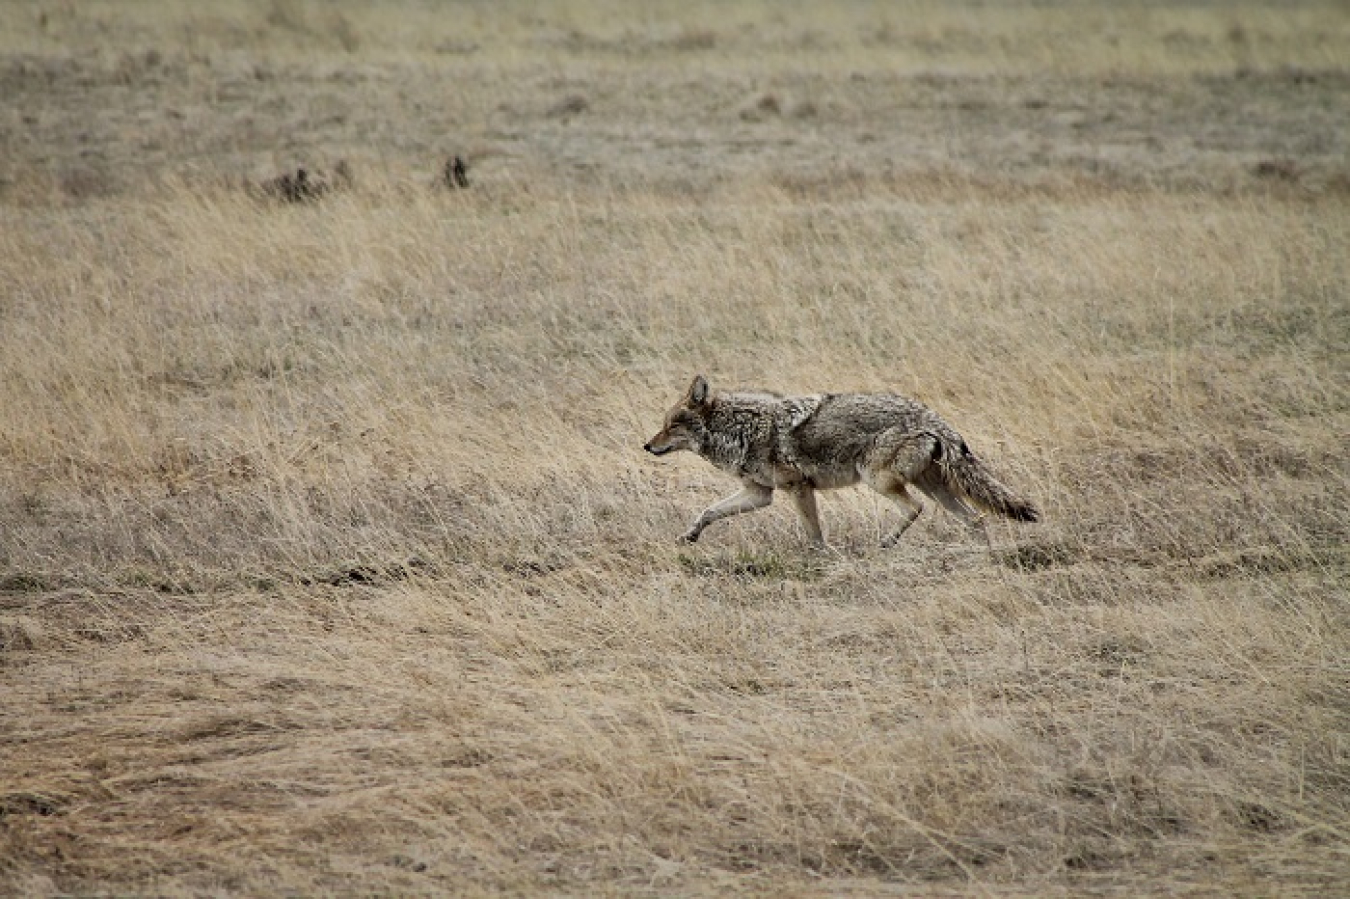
[681, 482, 774, 543]
[785, 485, 826, 549]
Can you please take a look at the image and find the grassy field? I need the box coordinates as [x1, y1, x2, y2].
[2, 1, 1348, 895]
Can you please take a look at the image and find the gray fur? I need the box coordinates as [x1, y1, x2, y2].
[645, 375, 1039, 547]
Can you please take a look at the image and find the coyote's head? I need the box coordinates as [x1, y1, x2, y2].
[644, 375, 711, 456]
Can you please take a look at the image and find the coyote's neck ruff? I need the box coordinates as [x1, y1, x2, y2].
[644, 374, 1039, 548]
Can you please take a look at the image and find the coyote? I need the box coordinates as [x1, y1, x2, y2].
[644, 375, 1039, 547]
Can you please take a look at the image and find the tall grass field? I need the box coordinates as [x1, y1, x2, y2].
[2, 2, 1348, 894]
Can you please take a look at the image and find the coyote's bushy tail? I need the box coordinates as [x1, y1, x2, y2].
[936, 438, 1040, 523]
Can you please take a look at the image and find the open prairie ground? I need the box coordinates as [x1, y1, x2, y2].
[2, 1, 1349, 895]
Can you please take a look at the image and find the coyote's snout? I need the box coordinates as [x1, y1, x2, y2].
[645, 375, 1039, 548]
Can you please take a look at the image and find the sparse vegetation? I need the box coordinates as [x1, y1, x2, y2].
[2, 1, 1348, 895]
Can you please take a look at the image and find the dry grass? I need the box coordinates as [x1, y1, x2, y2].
[2, 1, 1349, 895]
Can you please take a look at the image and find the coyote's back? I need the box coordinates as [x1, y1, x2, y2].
[644, 375, 1039, 547]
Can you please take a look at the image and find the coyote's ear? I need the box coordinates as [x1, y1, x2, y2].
[687, 374, 709, 406]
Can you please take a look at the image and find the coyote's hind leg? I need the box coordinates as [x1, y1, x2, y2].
[876, 484, 924, 547]
[864, 430, 938, 548]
